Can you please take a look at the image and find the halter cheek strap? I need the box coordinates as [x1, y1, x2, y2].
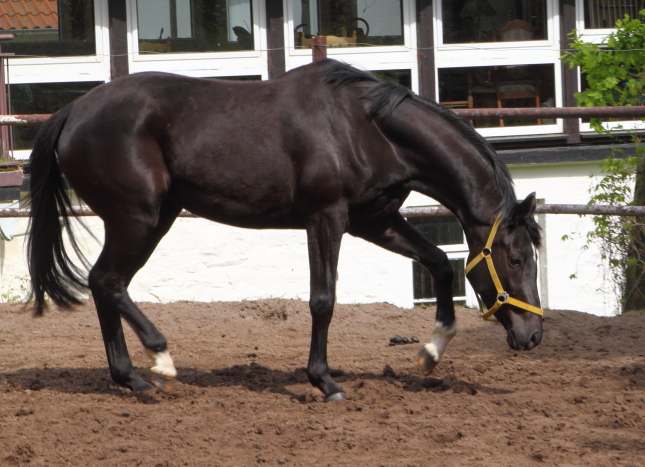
[465, 213, 544, 321]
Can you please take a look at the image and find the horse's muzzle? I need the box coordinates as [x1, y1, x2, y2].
[507, 325, 542, 350]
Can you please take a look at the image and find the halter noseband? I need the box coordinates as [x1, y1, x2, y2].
[465, 213, 544, 321]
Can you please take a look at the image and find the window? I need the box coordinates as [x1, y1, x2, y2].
[439, 64, 556, 127]
[407, 216, 467, 304]
[293, 0, 404, 48]
[584, 0, 644, 29]
[0, 0, 96, 57]
[137, 0, 255, 54]
[435, 1, 560, 136]
[10, 81, 103, 150]
[442, 0, 547, 44]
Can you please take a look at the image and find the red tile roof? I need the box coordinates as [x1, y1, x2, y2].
[0, 0, 58, 31]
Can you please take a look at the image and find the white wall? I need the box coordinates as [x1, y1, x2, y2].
[0, 216, 412, 308]
[511, 161, 618, 316]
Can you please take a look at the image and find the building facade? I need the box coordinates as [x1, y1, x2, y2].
[0, 0, 642, 315]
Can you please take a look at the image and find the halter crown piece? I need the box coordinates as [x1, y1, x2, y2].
[465, 212, 544, 321]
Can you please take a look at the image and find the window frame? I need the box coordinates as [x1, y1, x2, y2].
[575, 0, 645, 134]
[433, 0, 565, 138]
[5, 0, 109, 79]
[283, 0, 418, 79]
[127, 0, 269, 79]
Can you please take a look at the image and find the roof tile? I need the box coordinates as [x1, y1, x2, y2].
[0, 0, 59, 31]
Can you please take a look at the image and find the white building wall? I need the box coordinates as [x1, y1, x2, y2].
[0, 215, 413, 308]
[510, 161, 618, 316]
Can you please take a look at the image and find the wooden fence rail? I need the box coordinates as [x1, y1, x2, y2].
[0, 205, 643, 219]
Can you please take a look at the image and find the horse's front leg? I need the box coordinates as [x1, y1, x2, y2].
[305, 208, 347, 401]
[349, 213, 456, 374]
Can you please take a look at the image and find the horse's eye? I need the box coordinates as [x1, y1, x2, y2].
[509, 257, 522, 268]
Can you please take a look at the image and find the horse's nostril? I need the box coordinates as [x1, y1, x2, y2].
[507, 330, 519, 350]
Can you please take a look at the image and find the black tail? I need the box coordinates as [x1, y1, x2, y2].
[27, 103, 90, 315]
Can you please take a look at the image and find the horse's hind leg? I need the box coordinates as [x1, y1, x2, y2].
[89, 200, 181, 392]
[305, 207, 347, 401]
[349, 213, 456, 375]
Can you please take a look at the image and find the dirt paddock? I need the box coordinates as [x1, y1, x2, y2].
[1, 299, 644, 467]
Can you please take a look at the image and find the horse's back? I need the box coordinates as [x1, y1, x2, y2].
[54, 64, 402, 228]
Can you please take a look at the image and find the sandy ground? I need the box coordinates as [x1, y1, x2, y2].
[1, 299, 644, 467]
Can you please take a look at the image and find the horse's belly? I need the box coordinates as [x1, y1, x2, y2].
[173, 185, 303, 230]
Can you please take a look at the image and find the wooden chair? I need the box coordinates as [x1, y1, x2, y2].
[492, 19, 535, 42]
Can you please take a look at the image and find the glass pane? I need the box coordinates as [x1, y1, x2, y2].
[294, 0, 403, 48]
[137, 0, 255, 54]
[407, 216, 463, 246]
[372, 69, 411, 89]
[10, 81, 103, 150]
[438, 64, 556, 128]
[584, 1, 644, 29]
[0, 0, 95, 57]
[442, 0, 547, 44]
[414, 259, 466, 299]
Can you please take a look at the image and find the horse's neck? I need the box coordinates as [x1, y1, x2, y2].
[384, 100, 506, 229]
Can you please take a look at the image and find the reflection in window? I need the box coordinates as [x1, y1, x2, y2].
[442, 0, 546, 44]
[294, 0, 403, 48]
[0, 0, 95, 57]
[584, 0, 644, 29]
[438, 64, 555, 127]
[408, 216, 466, 302]
[10, 81, 103, 150]
[137, 0, 254, 54]
[407, 216, 463, 246]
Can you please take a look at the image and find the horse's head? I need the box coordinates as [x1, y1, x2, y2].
[465, 192, 543, 351]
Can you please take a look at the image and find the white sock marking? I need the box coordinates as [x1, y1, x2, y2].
[145, 349, 177, 378]
[423, 321, 457, 363]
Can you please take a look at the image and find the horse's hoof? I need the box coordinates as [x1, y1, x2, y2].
[151, 374, 176, 393]
[417, 346, 439, 375]
[132, 380, 154, 392]
[324, 391, 347, 402]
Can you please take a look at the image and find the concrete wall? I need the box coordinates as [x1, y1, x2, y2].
[0, 160, 617, 316]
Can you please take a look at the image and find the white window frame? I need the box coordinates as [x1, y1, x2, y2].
[8, 0, 111, 161]
[412, 246, 471, 306]
[6, 0, 110, 85]
[433, 0, 564, 138]
[575, 0, 645, 134]
[127, 0, 269, 79]
[283, 0, 418, 89]
[576, 0, 643, 41]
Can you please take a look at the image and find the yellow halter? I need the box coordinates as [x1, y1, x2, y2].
[465, 213, 544, 321]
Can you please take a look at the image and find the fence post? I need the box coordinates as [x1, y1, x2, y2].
[312, 36, 327, 62]
[0, 34, 14, 161]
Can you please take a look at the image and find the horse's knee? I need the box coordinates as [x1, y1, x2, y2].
[434, 255, 454, 285]
[309, 293, 334, 317]
[88, 267, 119, 296]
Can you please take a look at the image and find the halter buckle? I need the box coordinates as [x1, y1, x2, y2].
[497, 292, 509, 303]
[482, 247, 491, 257]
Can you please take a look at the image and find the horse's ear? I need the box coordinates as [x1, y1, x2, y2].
[511, 192, 537, 224]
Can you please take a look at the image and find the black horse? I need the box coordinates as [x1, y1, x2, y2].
[27, 59, 542, 401]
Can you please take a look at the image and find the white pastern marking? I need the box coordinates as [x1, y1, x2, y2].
[423, 322, 457, 363]
[145, 349, 177, 378]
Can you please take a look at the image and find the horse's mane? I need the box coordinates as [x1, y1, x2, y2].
[319, 59, 541, 247]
